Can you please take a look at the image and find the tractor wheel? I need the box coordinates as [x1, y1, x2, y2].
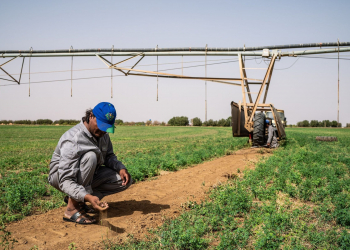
[253, 113, 266, 146]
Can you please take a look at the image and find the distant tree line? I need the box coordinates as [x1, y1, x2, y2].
[202, 117, 231, 127]
[0, 119, 167, 126]
[113, 116, 232, 127]
[168, 116, 231, 127]
[53, 119, 80, 125]
[114, 120, 167, 126]
[1, 117, 233, 127]
[296, 120, 342, 128]
[0, 119, 80, 125]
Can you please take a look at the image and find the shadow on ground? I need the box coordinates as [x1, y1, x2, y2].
[106, 200, 170, 218]
[97, 200, 170, 233]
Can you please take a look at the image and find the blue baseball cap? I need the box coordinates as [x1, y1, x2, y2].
[92, 102, 116, 133]
[265, 120, 270, 124]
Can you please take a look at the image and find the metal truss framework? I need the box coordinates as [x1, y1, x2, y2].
[1, 43, 349, 130]
[0, 55, 25, 84]
[95, 52, 277, 132]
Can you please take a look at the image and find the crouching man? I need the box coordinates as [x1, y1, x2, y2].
[266, 120, 279, 148]
[48, 102, 132, 224]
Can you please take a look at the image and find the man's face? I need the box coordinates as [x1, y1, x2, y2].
[88, 114, 106, 138]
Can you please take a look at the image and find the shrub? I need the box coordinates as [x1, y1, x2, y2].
[202, 118, 232, 127]
[310, 120, 318, 127]
[153, 120, 160, 126]
[207, 119, 215, 126]
[297, 120, 310, 127]
[13, 120, 32, 125]
[192, 117, 202, 126]
[168, 116, 189, 126]
[36, 119, 53, 125]
[146, 120, 152, 126]
[302, 120, 310, 127]
[217, 119, 226, 127]
[331, 120, 338, 127]
[322, 120, 331, 127]
[0, 120, 9, 124]
[115, 119, 123, 125]
[225, 117, 231, 127]
[135, 122, 145, 126]
[53, 119, 80, 125]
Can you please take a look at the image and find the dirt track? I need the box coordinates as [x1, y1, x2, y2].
[9, 148, 271, 249]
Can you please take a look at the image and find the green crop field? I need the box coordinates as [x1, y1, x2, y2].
[2, 126, 350, 249]
[0, 125, 247, 224]
[102, 128, 350, 249]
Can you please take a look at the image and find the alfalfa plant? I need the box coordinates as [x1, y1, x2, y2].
[68, 242, 77, 250]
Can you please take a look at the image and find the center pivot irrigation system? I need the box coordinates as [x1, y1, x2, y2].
[1, 42, 349, 144]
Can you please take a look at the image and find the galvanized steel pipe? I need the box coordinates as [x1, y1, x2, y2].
[1, 47, 350, 58]
[1, 42, 350, 54]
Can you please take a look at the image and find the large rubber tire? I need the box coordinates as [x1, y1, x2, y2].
[253, 113, 266, 146]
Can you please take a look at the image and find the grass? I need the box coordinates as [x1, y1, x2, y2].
[103, 127, 350, 249]
[0, 125, 247, 224]
[2, 125, 350, 248]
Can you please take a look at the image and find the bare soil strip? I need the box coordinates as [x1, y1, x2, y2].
[9, 148, 271, 249]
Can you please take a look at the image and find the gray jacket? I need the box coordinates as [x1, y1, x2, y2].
[48, 121, 126, 202]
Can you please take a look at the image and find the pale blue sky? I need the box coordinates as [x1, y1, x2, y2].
[1, 0, 349, 125]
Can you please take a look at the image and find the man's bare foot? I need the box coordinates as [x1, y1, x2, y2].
[64, 198, 96, 223]
[64, 196, 96, 213]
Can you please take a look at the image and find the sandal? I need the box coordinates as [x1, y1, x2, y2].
[64, 196, 96, 214]
[81, 203, 96, 214]
[78, 209, 97, 221]
[63, 211, 96, 224]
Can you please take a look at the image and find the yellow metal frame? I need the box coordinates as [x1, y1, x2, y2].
[97, 52, 285, 138]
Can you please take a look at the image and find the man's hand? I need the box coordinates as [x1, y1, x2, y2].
[267, 142, 270, 147]
[119, 169, 130, 186]
[84, 194, 109, 211]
